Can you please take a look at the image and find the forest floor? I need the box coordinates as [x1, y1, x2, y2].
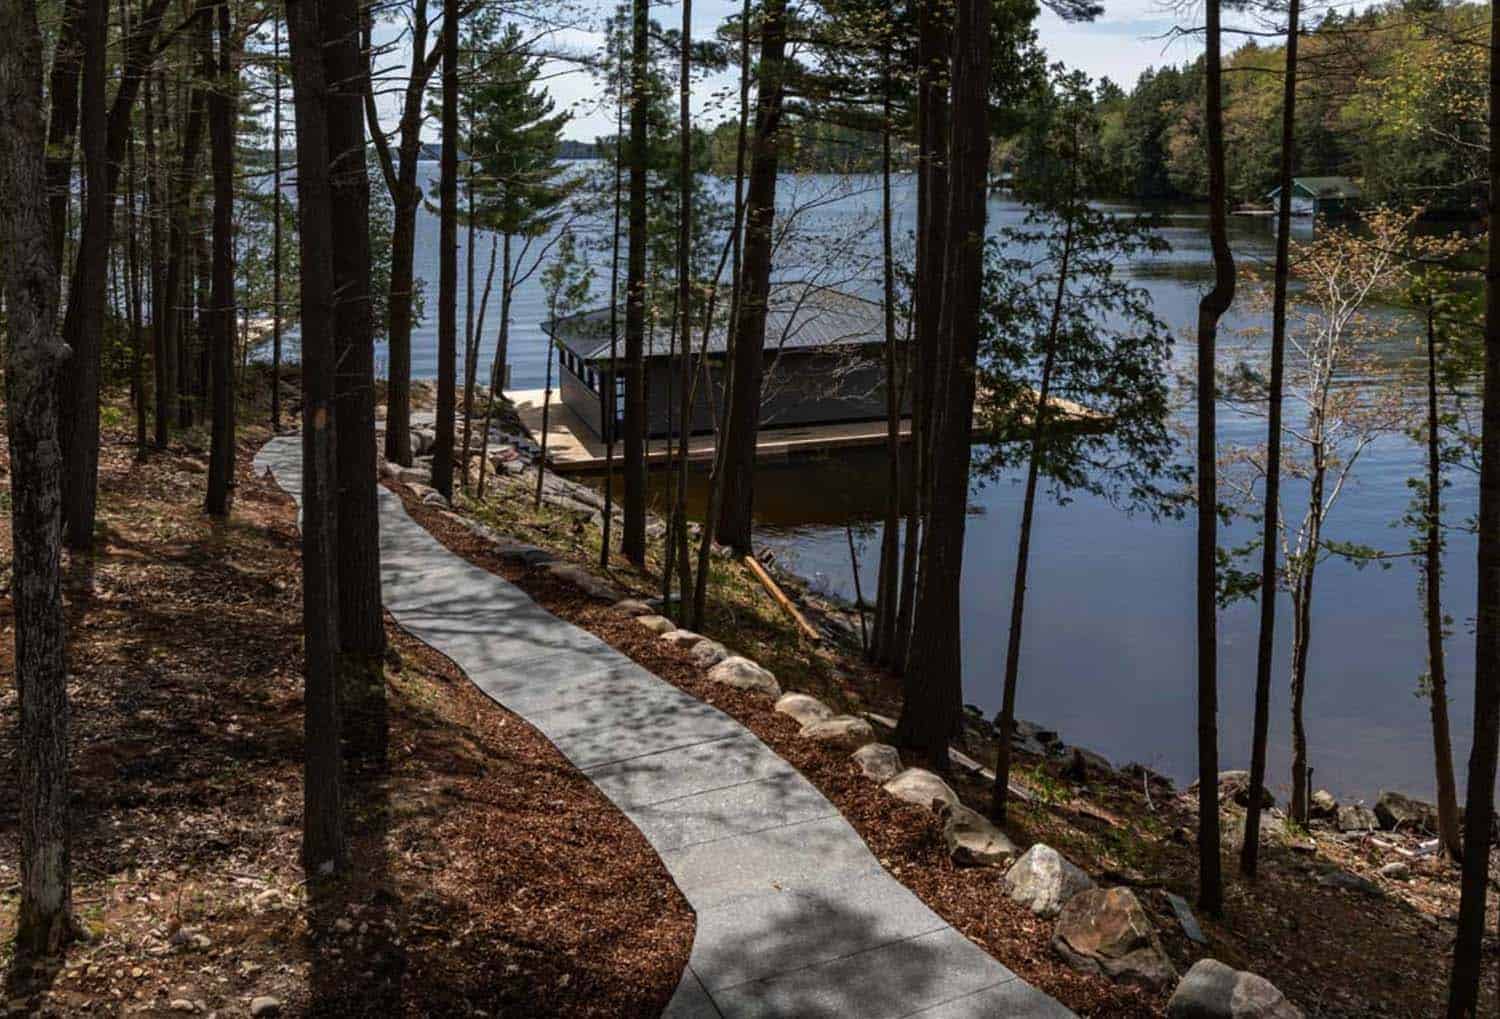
[417, 428, 1500, 1019]
[0, 396, 693, 1017]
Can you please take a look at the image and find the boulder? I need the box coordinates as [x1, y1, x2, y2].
[688, 640, 730, 668]
[1167, 959, 1302, 1019]
[614, 598, 656, 617]
[1187, 771, 1274, 810]
[799, 715, 874, 750]
[941, 803, 1018, 868]
[421, 490, 449, 508]
[1062, 746, 1114, 783]
[411, 428, 436, 456]
[1003, 844, 1095, 918]
[1123, 762, 1175, 791]
[1052, 887, 1177, 991]
[852, 743, 904, 783]
[1378, 861, 1412, 881]
[635, 614, 677, 635]
[1316, 870, 1380, 895]
[1310, 789, 1338, 819]
[1004, 717, 1063, 757]
[1336, 803, 1378, 832]
[882, 768, 959, 812]
[775, 693, 835, 728]
[706, 656, 781, 697]
[1374, 791, 1437, 833]
[542, 562, 620, 602]
[249, 998, 285, 1019]
[661, 629, 707, 649]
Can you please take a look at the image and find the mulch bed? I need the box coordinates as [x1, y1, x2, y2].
[0, 429, 692, 1017]
[397, 483, 1500, 1019]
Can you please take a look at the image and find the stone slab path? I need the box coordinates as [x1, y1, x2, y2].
[254, 436, 1075, 1019]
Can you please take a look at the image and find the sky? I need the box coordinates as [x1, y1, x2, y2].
[516, 0, 1213, 142]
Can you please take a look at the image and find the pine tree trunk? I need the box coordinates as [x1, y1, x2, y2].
[431, 0, 459, 499]
[2, 0, 75, 956]
[205, 1, 237, 518]
[1194, 0, 1235, 919]
[327, 0, 385, 672]
[1423, 304, 1464, 860]
[993, 208, 1073, 824]
[675, 0, 694, 617]
[1446, 0, 1500, 1008]
[45, 0, 85, 275]
[715, 0, 788, 554]
[872, 43, 900, 665]
[271, 15, 283, 431]
[894, 0, 987, 772]
[285, 0, 346, 875]
[156, 77, 205, 448]
[1242, 0, 1298, 878]
[621, 0, 651, 566]
[1289, 457, 1323, 828]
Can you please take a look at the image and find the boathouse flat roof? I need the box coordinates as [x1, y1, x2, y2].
[544, 282, 903, 365]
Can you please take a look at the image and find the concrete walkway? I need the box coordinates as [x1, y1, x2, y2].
[254, 436, 1074, 1019]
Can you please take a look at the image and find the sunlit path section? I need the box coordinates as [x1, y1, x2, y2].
[254, 435, 1074, 1018]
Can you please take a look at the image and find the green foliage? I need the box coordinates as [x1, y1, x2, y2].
[977, 68, 1185, 517]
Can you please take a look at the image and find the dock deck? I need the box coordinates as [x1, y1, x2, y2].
[505, 388, 1100, 474]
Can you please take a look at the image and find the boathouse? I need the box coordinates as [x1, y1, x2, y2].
[543, 283, 907, 441]
[1264, 176, 1362, 217]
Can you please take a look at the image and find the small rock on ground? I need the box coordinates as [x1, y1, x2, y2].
[614, 598, 655, 617]
[1336, 803, 1378, 832]
[635, 614, 677, 635]
[799, 715, 874, 750]
[882, 768, 959, 812]
[1310, 789, 1338, 818]
[706, 656, 780, 697]
[1004, 843, 1095, 918]
[1374, 790, 1437, 832]
[941, 803, 1017, 868]
[250, 997, 284, 1018]
[1378, 861, 1412, 881]
[775, 693, 835, 728]
[1166, 958, 1302, 1019]
[661, 629, 706, 649]
[852, 743, 903, 783]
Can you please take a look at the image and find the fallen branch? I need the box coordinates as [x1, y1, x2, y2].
[744, 554, 822, 643]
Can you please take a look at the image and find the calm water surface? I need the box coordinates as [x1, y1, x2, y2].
[381, 164, 1486, 803]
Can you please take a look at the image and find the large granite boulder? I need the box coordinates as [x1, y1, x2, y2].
[635, 614, 677, 635]
[852, 743, 904, 783]
[775, 693, 835, 728]
[800, 715, 874, 750]
[1374, 791, 1437, 832]
[689, 640, 730, 668]
[882, 768, 959, 812]
[1187, 770, 1274, 810]
[1004, 718, 1063, 757]
[1336, 803, 1378, 832]
[1310, 789, 1338, 819]
[613, 598, 656, 617]
[542, 562, 620, 601]
[661, 629, 707, 649]
[1052, 887, 1176, 991]
[1004, 844, 1095, 918]
[1167, 958, 1302, 1019]
[706, 656, 781, 697]
[941, 803, 1018, 868]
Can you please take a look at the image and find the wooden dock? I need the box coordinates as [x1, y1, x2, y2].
[505, 388, 1102, 474]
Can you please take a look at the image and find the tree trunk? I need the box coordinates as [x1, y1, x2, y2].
[475, 239, 514, 500]
[463, 236, 498, 488]
[2, 0, 75, 956]
[894, 0, 987, 772]
[715, 0, 789, 554]
[621, 0, 651, 566]
[145, 69, 167, 444]
[601, 84, 624, 570]
[1423, 304, 1464, 860]
[1194, 0, 1235, 919]
[993, 208, 1073, 824]
[1446, 0, 1500, 1008]
[58, 0, 172, 548]
[205, 1, 237, 518]
[285, 0, 346, 875]
[431, 0, 459, 499]
[364, 0, 433, 470]
[675, 0, 694, 616]
[271, 15, 283, 431]
[872, 41, 900, 665]
[1242, 0, 1298, 879]
[156, 75, 205, 449]
[689, 0, 752, 627]
[327, 0, 385, 671]
[1289, 456, 1324, 827]
[460, 147, 476, 487]
[45, 0, 85, 275]
[57, 0, 108, 549]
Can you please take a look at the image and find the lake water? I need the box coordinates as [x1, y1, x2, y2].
[382, 163, 1486, 804]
